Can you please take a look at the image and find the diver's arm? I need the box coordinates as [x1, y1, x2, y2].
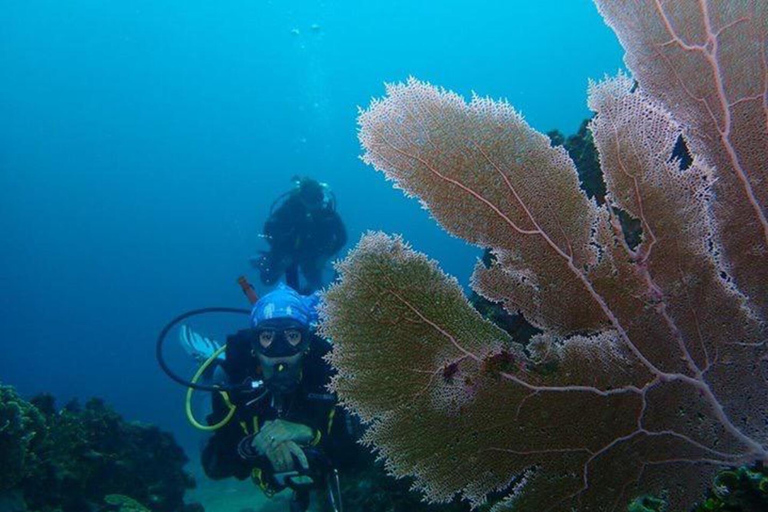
[200, 379, 258, 480]
[202, 417, 252, 480]
[202, 431, 244, 480]
[286, 395, 337, 451]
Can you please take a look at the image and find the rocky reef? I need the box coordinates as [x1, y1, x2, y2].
[0, 383, 198, 512]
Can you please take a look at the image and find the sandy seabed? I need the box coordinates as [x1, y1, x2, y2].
[185, 462, 325, 512]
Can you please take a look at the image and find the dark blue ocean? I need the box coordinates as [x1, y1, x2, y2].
[1, 0, 623, 505]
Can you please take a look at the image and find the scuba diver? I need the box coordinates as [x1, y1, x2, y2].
[252, 176, 347, 294]
[173, 283, 351, 512]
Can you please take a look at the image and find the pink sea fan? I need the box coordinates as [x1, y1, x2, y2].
[320, 2, 767, 511]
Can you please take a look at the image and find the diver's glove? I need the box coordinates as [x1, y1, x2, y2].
[179, 325, 224, 362]
[259, 419, 315, 447]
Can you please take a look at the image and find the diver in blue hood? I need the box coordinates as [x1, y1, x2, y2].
[197, 283, 351, 512]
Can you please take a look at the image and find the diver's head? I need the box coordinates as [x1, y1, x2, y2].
[250, 283, 318, 392]
[295, 177, 325, 211]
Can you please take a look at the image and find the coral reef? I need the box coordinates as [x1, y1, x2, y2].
[0, 385, 46, 493]
[0, 384, 198, 512]
[320, 2, 767, 511]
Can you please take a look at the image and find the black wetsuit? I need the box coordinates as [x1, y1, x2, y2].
[201, 329, 353, 494]
[259, 195, 347, 293]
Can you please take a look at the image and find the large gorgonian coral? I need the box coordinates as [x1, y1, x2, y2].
[319, 2, 767, 511]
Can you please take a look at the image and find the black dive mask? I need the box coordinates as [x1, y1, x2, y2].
[252, 320, 310, 358]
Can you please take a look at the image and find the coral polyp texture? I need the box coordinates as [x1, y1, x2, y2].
[319, 2, 767, 511]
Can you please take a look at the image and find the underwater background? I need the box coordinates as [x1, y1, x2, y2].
[1, 0, 623, 509]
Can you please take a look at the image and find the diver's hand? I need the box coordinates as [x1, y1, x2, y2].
[248, 420, 313, 457]
[264, 440, 309, 473]
[249, 430, 271, 456]
[259, 419, 314, 446]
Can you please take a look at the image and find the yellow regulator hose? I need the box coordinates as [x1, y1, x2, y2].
[185, 345, 236, 431]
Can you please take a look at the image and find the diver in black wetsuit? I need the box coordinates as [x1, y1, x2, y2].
[252, 177, 347, 294]
[201, 284, 353, 512]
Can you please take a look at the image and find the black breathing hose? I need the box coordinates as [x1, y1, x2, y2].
[155, 306, 252, 392]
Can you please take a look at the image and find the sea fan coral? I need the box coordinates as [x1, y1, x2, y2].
[320, 2, 767, 511]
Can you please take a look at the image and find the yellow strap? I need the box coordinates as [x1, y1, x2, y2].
[307, 407, 335, 446]
[251, 468, 273, 495]
[326, 407, 336, 434]
[185, 345, 236, 431]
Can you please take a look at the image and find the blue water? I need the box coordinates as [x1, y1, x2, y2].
[0, 0, 623, 455]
